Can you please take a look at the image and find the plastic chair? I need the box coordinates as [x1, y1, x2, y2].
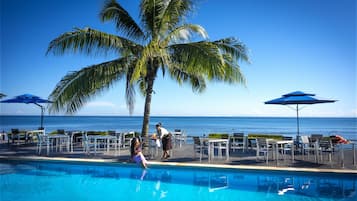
[279, 136, 293, 160]
[193, 136, 208, 162]
[310, 134, 323, 144]
[82, 132, 96, 154]
[300, 135, 315, 160]
[208, 134, 229, 159]
[34, 130, 48, 155]
[10, 128, 20, 144]
[230, 133, 245, 152]
[1, 131, 9, 143]
[173, 129, 186, 148]
[318, 138, 334, 164]
[122, 131, 135, 148]
[109, 131, 122, 155]
[256, 138, 272, 164]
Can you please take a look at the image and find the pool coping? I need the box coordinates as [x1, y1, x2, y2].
[1, 155, 356, 174]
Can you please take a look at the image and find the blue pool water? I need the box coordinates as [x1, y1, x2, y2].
[0, 160, 356, 201]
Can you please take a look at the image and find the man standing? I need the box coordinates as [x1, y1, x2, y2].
[156, 123, 172, 159]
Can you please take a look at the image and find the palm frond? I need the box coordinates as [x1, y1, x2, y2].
[169, 41, 225, 80]
[161, 24, 208, 46]
[157, 0, 195, 34]
[101, 0, 145, 41]
[221, 54, 246, 85]
[125, 65, 136, 114]
[138, 77, 147, 96]
[46, 27, 142, 56]
[169, 40, 247, 84]
[140, 0, 166, 39]
[189, 75, 206, 93]
[131, 42, 170, 82]
[168, 63, 206, 93]
[49, 58, 132, 114]
[213, 37, 250, 63]
[131, 47, 149, 82]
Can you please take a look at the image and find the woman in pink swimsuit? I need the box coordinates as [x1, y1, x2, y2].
[130, 137, 148, 169]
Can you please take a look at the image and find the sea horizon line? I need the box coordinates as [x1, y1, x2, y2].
[0, 114, 355, 118]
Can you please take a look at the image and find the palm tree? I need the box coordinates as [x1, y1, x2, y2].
[47, 0, 249, 142]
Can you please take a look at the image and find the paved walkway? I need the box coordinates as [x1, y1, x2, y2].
[1, 142, 356, 173]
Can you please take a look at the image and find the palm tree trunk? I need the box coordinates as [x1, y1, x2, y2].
[141, 75, 155, 154]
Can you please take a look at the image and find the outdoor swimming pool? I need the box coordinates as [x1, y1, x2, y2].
[0, 160, 356, 201]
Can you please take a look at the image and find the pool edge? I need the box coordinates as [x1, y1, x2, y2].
[1, 155, 356, 174]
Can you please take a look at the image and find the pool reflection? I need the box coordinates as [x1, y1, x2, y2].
[8, 160, 356, 200]
[129, 166, 356, 200]
[193, 173, 228, 192]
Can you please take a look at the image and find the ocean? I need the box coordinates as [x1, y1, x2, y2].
[0, 116, 356, 140]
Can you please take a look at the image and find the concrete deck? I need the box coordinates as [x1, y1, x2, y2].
[1, 142, 356, 173]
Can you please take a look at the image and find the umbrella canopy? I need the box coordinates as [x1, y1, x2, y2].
[1, 94, 52, 129]
[265, 91, 336, 138]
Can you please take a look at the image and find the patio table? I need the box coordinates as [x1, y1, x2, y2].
[67, 131, 84, 152]
[202, 138, 229, 163]
[87, 135, 117, 154]
[267, 139, 294, 166]
[337, 140, 357, 168]
[48, 134, 70, 153]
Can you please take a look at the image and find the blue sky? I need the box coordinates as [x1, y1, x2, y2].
[0, 0, 356, 117]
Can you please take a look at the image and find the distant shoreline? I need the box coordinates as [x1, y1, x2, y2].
[0, 114, 355, 118]
[2, 116, 356, 140]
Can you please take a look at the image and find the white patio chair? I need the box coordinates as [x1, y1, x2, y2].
[10, 128, 21, 144]
[193, 136, 208, 162]
[82, 132, 96, 154]
[1, 131, 9, 143]
[108, 131, 121, 155]
[122, 131, 135, 148]
[256, 138, 272, 164]
[300, 135, 314, 160]
[173, 129, 186, 148]
[230, 133, 245, 152]
[33, 130, 48, 155]
[317, 137, 334, 165]
[213, 139, 229, 159]
[279, 136, 293, 160]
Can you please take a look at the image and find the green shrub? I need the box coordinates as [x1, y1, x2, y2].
[49, 130, 65, 135]
[86, 131, 108, 135]
[248, 133, 283, 140]
[208, 133, 229, 139]
[49, 131, 58, 135]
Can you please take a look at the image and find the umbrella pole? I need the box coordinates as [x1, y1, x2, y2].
[41, 106, 44, 129]
[296, 104, 300, 138]
[35, 103, 44, 130]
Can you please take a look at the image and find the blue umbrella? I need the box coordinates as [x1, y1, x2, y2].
[1, 94, 52, 129]
[265, 91, 336, 138]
